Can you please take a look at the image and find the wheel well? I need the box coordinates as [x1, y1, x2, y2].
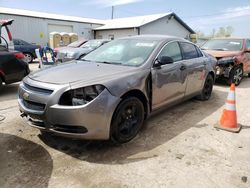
[24, 52, 34, 57]
[0, 73, 5, 83]
[209, 71, 215, 81]
[239, 63, 243, 68]
[120, 90, 148, 119]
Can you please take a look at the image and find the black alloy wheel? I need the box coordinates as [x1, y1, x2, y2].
[111, 97, 144, 144]
[228, 65, 243, 86]
[197, 74, 214, 101]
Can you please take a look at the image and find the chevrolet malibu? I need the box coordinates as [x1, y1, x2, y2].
[18, 35, 216, 143]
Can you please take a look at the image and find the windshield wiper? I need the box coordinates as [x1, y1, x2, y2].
[212, 48, 228, 51]
[98, 61, 122, 65]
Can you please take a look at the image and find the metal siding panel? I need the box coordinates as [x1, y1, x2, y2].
[140, 17, 191, 39]
[95, 28, 138, 39]
[0, 14, 100, 46]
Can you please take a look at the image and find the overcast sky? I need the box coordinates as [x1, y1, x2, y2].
[1, 0, 250, 37]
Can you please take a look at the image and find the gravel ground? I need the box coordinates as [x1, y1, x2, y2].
[0, 62, 250, 188]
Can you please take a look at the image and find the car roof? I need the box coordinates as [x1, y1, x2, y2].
[210, 37, 247, 40]
[88, 39, 110, 42]
[119, 34, 188, 42]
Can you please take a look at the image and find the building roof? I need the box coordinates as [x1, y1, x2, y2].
[94, 12, 195, 33]
[0, 7, 105, 25]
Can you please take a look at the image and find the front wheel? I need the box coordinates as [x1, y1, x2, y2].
[228, 65, 243, 86]
[197, 74, 214, 101]
[110, 97, 144, 144]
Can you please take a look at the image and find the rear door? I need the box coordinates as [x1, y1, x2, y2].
[151, 41, 187, 109]
[179, 42, 206, 97]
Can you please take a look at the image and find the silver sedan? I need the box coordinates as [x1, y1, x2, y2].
[18, 35, 216, 143]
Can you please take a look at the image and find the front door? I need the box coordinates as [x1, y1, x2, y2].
[151, 41, 188, 110]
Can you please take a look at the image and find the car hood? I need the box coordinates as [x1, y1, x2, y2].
[204, 50, 242, 58]
[28, 61, 137, 85]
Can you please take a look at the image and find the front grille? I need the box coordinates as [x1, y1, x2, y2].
[23, 82, 53, 95]
[53, 124, 88, 134]
[23, 100, 46, 111]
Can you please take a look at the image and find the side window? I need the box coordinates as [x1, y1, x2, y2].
[246, 40, 250, 48]
[196, 46, 203, 57]
[180, 42, 199, 60]
[158, 42, 182, 62]
[13, 39, 19, 45]
[19, 40, 26, 45]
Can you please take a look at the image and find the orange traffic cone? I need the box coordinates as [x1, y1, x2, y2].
[214, 83, 242, 133]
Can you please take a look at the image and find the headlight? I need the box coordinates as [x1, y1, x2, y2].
[59, 85, 105, 106]
[217, 56, 236, 65]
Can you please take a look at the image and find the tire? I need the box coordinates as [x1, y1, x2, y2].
[248, 73, 250, 78]
[24, 53, 34, 63]
[228, 65, 243, 86]
[0, 78, 2, 91]
[197, 74, 214, 101]
[110, 97, 144, 144]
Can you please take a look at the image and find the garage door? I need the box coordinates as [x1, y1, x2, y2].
[48, 24, 73, 34]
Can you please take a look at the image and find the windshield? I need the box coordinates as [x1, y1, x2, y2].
[80, 40, 103, 49]
[68, 40, 85, 47]
[82, 39, 158, 67]
[202, 39, 243, 51]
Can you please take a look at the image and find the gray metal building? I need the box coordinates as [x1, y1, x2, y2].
[94, 13, 195, 40]
[0, 7, 104, 46]
[0, 7, 195, 46]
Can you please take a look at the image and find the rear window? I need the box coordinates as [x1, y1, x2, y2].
[180, 42, 199, 59]
[196, 46, 203, 57]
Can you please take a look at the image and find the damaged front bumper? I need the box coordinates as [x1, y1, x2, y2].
[215, 65, 232, 78]
[18, 78, 120, 140]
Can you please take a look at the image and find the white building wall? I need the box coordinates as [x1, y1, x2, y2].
[140, 17, 191, 39]
[0, 14, 102, 46]
[95, 28, 138, 39]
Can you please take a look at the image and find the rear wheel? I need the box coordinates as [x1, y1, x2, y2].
[24, 53, 34, 63]
[228, 65, 243, 86]
[0, 78, 2, 90]
[197, 74, 214, 101]
[111, 97, 144, 144]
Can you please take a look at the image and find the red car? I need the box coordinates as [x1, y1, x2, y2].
[0, 19, 29, 89]
[202, 38, 250, 85]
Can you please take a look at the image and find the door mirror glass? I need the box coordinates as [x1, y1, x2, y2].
[156, 56, 174, 67]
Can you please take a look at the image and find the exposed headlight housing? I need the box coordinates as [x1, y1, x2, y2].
[59, 85, 105, 106]
[217, 56, 236, 65]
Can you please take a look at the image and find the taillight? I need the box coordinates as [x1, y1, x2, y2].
[15, 52, 25, 59]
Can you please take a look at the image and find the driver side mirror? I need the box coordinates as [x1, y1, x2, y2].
[154, 56, 174, 68]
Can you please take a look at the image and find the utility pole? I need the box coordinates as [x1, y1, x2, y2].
[111, 6, 114, 19]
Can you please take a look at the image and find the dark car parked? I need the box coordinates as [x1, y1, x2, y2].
[0, 20, 30, 89]
[53, 39, 87, 57]
[13, 38, 41, 63]
[57, 39, 110, 62]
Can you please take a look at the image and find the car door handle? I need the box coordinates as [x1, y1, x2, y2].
[180, 65, 186, 71]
